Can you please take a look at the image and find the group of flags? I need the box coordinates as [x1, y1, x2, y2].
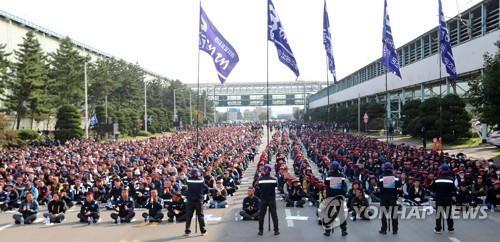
[199, 0, 457, 85]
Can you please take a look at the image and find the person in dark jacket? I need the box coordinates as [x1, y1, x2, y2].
[378, 162, 402, 235]
[430, 164, 456, 233]
[110, 189, 135, 223]
[43, 193, 67, 223]
[167, 191, 186, 222]
[350, 189, 371, 220]
[5, 183, 20, 210]
[0, 184, 9, 211]
[184, 168, 207, 236]
[323, 161, 348, 237]
[142, 189, 164, 223]
[486, 180, 499, 210]
[240, 186, 260, 220]
[78, 192, 100, 224]
[222, 171, 237, 196]
[456, 182, 473, 210]
[407, 179, 427, 205]
[257, 164, 279, 236]
[286, 179, 306, 208]
[13, 192, 39, 224]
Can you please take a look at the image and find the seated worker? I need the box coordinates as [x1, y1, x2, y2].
[407, 179, 428, 205]
[286, 179, 306, 208]
[111, 189, 135, 223]
[167, 191, 187, 222]
[13, 192, 39, 224]
[349, 189, 371, 220]
[142, 189, 164, 223]
[4, 183, 20, 210]
[240, 186, 260, 220]
[135, 181, 150, 208]
[77, 192, 100, 224]
[0, 184, 9, 211]
[43, 193, 67, 223]
[209, 179, 228, 208]
[456, 182, 473, 210]
[223, 171, 237, 196]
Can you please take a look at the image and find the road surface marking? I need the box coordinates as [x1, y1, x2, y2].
[449, 237, 461, 242]
[284, 209, 294, 227]
[0, 223, 13, 231]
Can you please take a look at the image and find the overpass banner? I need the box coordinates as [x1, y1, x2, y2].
[199, 7, 239, 84]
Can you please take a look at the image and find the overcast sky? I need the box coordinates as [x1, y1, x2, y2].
[0, 0, 481, 86]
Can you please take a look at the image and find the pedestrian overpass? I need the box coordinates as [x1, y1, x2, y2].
[188, 81, 326, 107]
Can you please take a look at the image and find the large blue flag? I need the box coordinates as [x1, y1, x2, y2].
[199, 7, 239, 84]
[89, 115, 98, 126]
[268, 0, 300, 77]
[382, 0, 402, 79]
[323, 0, 337, 82]
[438, 0, 457, 80]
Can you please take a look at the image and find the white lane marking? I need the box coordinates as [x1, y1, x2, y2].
[284, 209, 294, 227]
[0, 223, 14, 231]
[205, 214, 222, 222]
[449, 237, 461, 242]
[34, 218, 44, 224]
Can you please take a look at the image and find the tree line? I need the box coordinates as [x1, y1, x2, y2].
[0, 31, 213, 142]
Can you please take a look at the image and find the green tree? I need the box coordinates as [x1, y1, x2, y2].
[0, 44, 11, 95]
[440, 94, 471, 142]
[55, 104, 83, 142]
[468, 40, 500, 127]
[89, 58, 117, 107]
[401, 100, 422, 135]
[3, 31, 49, 129]
[419, 97, 441, 140]
[49, 37, 87, 107]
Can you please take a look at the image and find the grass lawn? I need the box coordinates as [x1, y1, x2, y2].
[446, 137, 483, 149]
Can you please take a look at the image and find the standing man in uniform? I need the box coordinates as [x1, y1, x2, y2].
[257, 164, 279, 236]
[378, 162, 402, 235]
[323, 161, 348, 237]
[184, 168, 207, 236]
[431, 164, 456, 234]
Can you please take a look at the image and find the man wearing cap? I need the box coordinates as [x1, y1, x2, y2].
[431, 164, 456, 234]
[257, 164, 279, 236]
[378, 162, 402, 235]
[184, 168, 207, 236]
[285, 179, 306, 208]
[323, 161, 348, 237]
[240, 186, 260, 220]
[167, 191, 187, 222]
[4, 183, 19, 210]
[77, 192, 100, 224]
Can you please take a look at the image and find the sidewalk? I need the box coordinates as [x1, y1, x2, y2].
[369, 134, 500, 164]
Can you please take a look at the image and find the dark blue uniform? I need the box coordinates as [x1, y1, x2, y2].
[378, 171, 402, 234]
[430, 174, 456, 232]
[257, 175, 279, 233]
[78, 200, 100, 223]
[324, 172, 348, 235]
[142, 199, 164, 222]
[185, 177, 207, 234]
[110, 197, 135, 222]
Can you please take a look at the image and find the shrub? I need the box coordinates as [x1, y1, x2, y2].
[136, 131, 151, 137]
[18, 129, 39, 141]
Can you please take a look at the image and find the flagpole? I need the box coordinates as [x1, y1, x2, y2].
[144, 80, 148, 133]
[196, 0, 202, 148]
[385, 69, 389, 144]
[325, 56, 330, 126]
[266, 0, 270, 163]
[438, 33, 443, 140]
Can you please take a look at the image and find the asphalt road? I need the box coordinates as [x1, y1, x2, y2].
[0, 129, 499, 242]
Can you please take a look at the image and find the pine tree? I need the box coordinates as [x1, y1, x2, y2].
[55, 104, 83, 142]
[49, 37, 86, 107]
[0, 44, 11, 95]
[3, 31, 49, 129]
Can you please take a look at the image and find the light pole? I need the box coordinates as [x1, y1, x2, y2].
[84, 62, 89, 139]
[144, 80, 148, 132]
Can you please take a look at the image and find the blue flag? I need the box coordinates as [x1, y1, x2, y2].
[382, 0, 402, 79]
[89, 115, 98, 126]
[438, 0, 457, 80]
[268, 0, 300, 77]
[199, 7, 239, 84]
[147, 115, 153, 125]
[323, 0, 337, 83]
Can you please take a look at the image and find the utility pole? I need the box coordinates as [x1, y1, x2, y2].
[84, 62, 89, 139]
